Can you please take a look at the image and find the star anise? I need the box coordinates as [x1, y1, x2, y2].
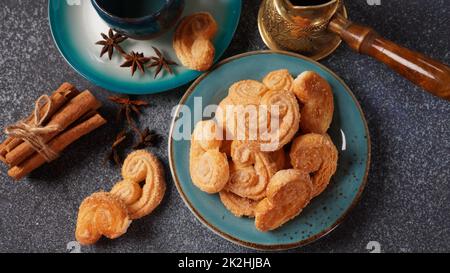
[95, 29, 127, 60]
[107, 96, 159, 166]
[105, 130, 128, 165]
[147, 46, 178, 78]
[109, 96, 149, 125]
[120, 51, 150, 76]
[109, 95, 150, 142]
[133, 128, 160, 150]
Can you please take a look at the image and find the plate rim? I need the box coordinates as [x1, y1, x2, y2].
[168, 50, 371, 251]
[47, 0, 242, 95]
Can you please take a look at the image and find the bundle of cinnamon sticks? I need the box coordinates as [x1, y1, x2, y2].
[0, 83, 107, 180]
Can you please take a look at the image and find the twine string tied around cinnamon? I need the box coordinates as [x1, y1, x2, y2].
[4, 95, 62, 162]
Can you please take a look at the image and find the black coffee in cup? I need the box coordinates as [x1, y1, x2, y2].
[95, 0, 168, 18]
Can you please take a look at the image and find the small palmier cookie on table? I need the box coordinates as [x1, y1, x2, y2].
[75, 192, 131, 245]
[111, 150, 166, 220]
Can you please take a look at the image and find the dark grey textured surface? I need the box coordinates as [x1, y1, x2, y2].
[0, 0, 449, 253]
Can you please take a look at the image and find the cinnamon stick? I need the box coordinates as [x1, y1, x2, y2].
[5, 90, 102, 167]
[0, 136, 13, 160]
[8, 114, 107, 180]
[0, 143, 6, 163]
[2, 83, 79, 153]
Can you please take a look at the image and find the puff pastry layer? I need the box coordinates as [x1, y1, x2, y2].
[113, 150, 166, 220]
[263, 69, 294, 92]
[293, 71, 334, 134]
[220, 191, 257, 218]
[75, 192, 131, 245]
[289, 133, 338, 197]
[255, 169, 313, 232]
[190, 120, 229, 193]
[173, 12, 218, 71]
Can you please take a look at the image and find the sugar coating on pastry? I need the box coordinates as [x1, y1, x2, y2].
[173, 12, 218, 71]
[226, 161, 267, 201]
[117, 150, 166, 220]
[111, 179, 142, 206]
[216, 80, 269, 140]
[289, 133, 338, 197]
[263, 69, 294, 92]
[255, 169, 313, 232]
[227, 141, 278, 200]
[192, 120, 223, 151]
[219, 191, 258, 218]
[215, 96, 235, 136]
[292, 71, 334, 134]
[230, 140, 260, 167]
[258, 89, 300, 151]
[228, 80, 268, 106]
[190, 149, 229, 193]
[215, 97, 259, 141]
[75, 192, 131, 245]
[190, 120, 229, 193]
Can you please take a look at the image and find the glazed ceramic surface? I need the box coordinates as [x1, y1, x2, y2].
[48, 0, 241, 94]
[169, 51, 371, 250]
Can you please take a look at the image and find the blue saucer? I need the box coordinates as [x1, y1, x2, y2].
[169, 51, 371, 250]
[48, 0, 241, 94]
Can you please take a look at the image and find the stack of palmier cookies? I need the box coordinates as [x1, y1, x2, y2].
[189, 69, 339, 231]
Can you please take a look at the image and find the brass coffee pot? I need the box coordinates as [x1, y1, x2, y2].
[258, 0, 450, 100]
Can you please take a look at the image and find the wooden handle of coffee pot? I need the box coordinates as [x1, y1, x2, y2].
[328, 14, 450, 100]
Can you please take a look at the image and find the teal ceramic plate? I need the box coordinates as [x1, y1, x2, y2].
[169, 51, 371, 250]
[48, 0, 241, 94]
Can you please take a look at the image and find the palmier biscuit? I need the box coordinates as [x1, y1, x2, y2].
[192, 119, 222, 151]
[230, 140, 260, 167]
[255, 169, 313, 232]
[226, 162, 266, 201]
[227, 141, 277, 200]
[112, 150, 166, 220]
[215, 96, 234, 136]
[190, 120, 229, 193]
[219, 191, 258, 218]
[173, 12, 218, 71]
[215, 97, 260, 141]
[292, 71, 334, 134]
[190, 148, 229, 193]
[228, 80, 268, 106]
[111, 179, 142, 206]
[75, 192, 131, 245]
[258, 89, 300, 151]
[216, 80, 268, 139]
[263, 69, 294, 92]
[289, 134, 338, 197]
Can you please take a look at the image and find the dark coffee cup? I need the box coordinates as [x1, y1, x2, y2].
[91, 0, 185, 40]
